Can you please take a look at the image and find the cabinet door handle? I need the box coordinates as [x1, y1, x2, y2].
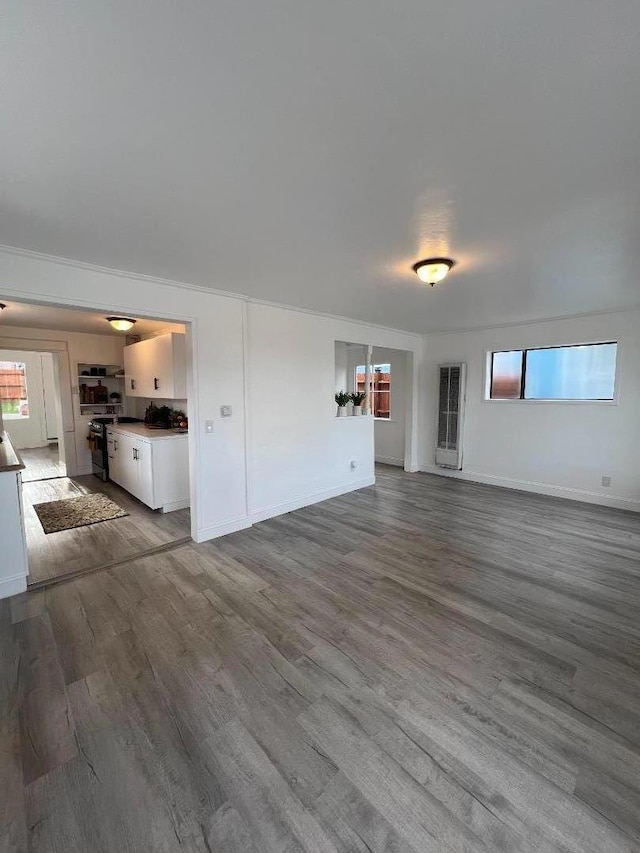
[154, 377, 159, 390]
[131, 378, 136, 390]
[114, 440, 118, 451]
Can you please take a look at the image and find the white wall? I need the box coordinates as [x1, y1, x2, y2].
[0, 248, 423, 544]
[0, 324, 127, 474]
[422, 310, 640, 511]
[40, 352, 59, 440]
[334, 341, 349, 393]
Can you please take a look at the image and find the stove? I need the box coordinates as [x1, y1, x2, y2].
[88, 416, 142, 481]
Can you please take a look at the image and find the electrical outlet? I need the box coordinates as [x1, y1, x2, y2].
[601, 475, 611, 487]
[220, 405, 232, 418]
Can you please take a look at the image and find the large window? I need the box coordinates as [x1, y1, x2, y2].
[0, 361, 30, 419]
[488, 342, 617, 401]
[355, 363, 391, 418]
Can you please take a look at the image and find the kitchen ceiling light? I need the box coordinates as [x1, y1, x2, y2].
[106, 317, 137, 332]
[412, 258, 455, 286]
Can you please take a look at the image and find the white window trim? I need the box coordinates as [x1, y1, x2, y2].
[482, 340, 620, 406]
[355, 363, 392, 419]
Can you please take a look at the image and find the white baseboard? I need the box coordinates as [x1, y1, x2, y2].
[161, 498, 190, 513]
[375, 455, 404, 467]
[0, 573, 27, 600]
[419, 464, 640, 512]
[250, 476, 376, 525]
[194, 476, 376, 543]
[194, 516, 253, 543]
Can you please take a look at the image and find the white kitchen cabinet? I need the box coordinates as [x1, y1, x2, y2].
[107, 426, 189, 512]
[0, 433, 29, 599]
[134, 438, 155, 507]
[107, 429, 133, 494]
[123, 333, 186, 399]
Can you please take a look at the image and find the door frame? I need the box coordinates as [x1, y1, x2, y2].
[0, 297, 198, 542]
[0, 338, 74, 466]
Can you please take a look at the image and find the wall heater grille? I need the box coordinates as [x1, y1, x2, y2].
[435, 363, 466, 469]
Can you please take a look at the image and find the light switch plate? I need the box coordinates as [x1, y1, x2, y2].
[204, 420, 214, 434]
[220, 405, 232, 418]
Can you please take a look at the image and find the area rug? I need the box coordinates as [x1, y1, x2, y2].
[33, 493, 129, 534]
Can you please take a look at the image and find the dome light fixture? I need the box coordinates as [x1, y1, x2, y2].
[106, 316, 137, 332]
[412, 257, 455, 286]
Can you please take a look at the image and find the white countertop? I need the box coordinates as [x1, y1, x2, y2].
[107, 423, 188, 441]
[0, 432, 25, 473]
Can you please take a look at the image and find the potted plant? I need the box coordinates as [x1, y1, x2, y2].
[335, 391, 350, 417]
[350, 391, 367, 415]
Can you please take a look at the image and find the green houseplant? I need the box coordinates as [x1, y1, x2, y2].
[335, 391, 350, 417]
[350, 391, 367, 415]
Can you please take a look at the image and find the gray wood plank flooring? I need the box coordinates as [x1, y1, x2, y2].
[3, 466, 640, 852]
[19, 445, 66, 483]
[23, 475, 191, 585]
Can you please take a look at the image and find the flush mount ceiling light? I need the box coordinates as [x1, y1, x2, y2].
[412, 257, 455, 286]
[106, 317, 137, 332]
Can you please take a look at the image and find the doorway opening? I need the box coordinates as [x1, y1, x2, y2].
[0, 301, 194, 588]
[335, 341, 414, 471]
[0, 350, 67, 482]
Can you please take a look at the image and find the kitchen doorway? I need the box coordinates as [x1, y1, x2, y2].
[0, 302, 195, 588]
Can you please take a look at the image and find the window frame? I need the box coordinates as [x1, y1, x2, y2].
[354, 363, 392, 419]
[484, 340, 619, 404]
[0, 360, 30, 420]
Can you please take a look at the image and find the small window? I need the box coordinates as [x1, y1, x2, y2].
[355, 363, 391, 418]
[0, 361, 30, 419]
[488, 343, 617, 401]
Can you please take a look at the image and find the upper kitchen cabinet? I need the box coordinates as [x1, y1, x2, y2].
[124, 333, 187, 399]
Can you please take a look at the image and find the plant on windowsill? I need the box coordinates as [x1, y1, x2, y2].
[335, 391, 351, 417]
[349, 391, 367, 415]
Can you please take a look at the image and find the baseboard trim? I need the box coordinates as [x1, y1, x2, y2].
[195, 516, 253, 543]
[375, 456, 404, 467]
[187, 477, 378, 543]
[419, 464, 640, 512]
[0, 574, 27, 600]
[250, 476, 377, 525]
[161, 498, 190, 513]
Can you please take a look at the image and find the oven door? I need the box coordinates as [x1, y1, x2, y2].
[89, 429, 108, 480]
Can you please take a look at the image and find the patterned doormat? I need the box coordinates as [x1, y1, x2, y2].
[33, 493, 129, 534]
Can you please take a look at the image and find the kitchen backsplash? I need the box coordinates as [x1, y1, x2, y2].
[131, 398, 188, 420]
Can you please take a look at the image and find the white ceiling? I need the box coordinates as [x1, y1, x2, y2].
[2, 1, 640, 333]
[0, 302, 178, 337]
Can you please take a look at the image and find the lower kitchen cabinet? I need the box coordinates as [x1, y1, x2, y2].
[107, 427, 189, 512]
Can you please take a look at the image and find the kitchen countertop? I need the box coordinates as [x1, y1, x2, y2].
[0, 432, 25, 473]
[107, 423, 188, 441]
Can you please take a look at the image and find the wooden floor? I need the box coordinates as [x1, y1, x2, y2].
[23, 475, 191, 585]
[20, 445, 66, 483]
[4, 466, 640, 852]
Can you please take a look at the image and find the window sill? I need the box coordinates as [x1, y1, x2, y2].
[335, 414, 373, 420]
[483, 398, 618, 406]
